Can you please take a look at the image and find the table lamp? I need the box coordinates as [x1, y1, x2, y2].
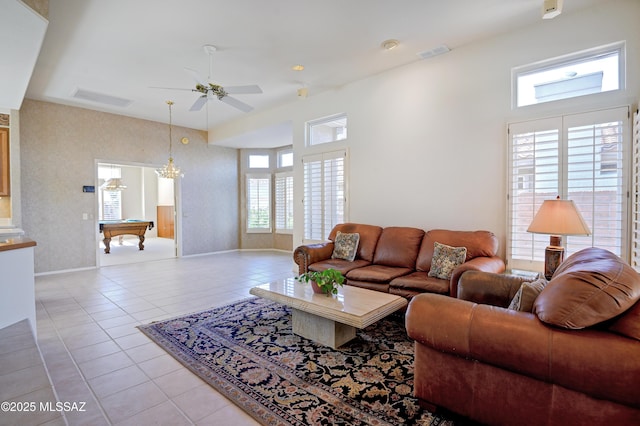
[527, 196, 591, 279]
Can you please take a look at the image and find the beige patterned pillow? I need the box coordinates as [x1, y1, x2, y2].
[508, 278, 548, 312]
[428, 242, 467, 280]
[331, 231, 360, 261]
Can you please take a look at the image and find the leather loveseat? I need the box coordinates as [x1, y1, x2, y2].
[293, 223, 505, 299]
[406, 247, 640, 425]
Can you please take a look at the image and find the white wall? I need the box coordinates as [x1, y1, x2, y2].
[120, 166, 143, 219]
[210, 0, 640, 258]
[157, 177, 174, 206]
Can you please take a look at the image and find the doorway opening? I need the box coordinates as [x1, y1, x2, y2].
[95, 161, 179, 267]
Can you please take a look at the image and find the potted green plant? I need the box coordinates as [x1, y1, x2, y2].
[296, 268, 345, 296]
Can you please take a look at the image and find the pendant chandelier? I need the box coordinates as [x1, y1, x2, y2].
[155, 100, 183, 179]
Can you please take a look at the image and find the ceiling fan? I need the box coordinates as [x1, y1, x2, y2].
[156, 45, 262, 113]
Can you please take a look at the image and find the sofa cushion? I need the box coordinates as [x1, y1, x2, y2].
[534, 247, 640, 329]
[416, 230, 499, 272]
[372, 227, 424, 268]
[309, 259, 370, 275]
[608, 301, 640, 341]
[346, 264, 413, 283]
[508, 278, 548, 312]
[331, 231, 360, 261]
[329, 223, 382, 262]
[390, 271, 450, 295]
[428, 242, 467, 280]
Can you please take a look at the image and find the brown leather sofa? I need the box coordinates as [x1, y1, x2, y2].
[293, 223, 505, 299]
[406, 247, 640, 425]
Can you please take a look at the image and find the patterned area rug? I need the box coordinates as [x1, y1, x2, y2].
[139, 297, 451, 426]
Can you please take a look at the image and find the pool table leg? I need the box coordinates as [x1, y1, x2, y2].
[138, 235, 145, 250]
[103, 237, 111, 254]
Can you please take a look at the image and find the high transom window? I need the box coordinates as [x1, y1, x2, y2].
[513, 42, 625, 108]
[306, 113, 347, 146]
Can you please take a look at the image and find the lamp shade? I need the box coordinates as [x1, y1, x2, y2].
[527, 197, 591, 236]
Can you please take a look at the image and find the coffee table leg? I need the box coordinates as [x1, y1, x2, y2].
[292, 308, 356, 349]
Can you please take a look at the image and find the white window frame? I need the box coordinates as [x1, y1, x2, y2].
[512, 42, 625, 109]
[246, 173, 272, 233]
[277, 149, 293, 168]
[507, 106, 630, 272]
[631, 109, 640, 272]
[306, 113, 348, 146]
[275, 171, 294, 234]
[302, 149, 347, 242]
[248, 154, 270, 169]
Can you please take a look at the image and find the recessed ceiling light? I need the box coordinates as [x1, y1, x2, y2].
[292, 64, 305, 71]
[381, 39, 399, 50]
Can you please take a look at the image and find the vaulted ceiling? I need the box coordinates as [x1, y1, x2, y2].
[18, 1, 605, 136]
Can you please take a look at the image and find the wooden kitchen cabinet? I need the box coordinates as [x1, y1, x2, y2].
[157, 205, 174, 238]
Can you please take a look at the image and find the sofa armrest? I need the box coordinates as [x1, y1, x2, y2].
[406, 293, 640, 408]
[293, 242, 335, 274]
[456, 270, 528, 307]
[448, 256, 506, 298]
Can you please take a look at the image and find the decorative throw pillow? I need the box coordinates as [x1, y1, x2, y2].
[428, 242, 467, 280]
[331, 231, 360, 261]
[508, 278, 548, 312]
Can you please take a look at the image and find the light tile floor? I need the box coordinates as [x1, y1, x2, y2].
[33, 250, 296, 425]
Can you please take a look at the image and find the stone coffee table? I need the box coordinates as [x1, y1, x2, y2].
[250, 278, 408, 349]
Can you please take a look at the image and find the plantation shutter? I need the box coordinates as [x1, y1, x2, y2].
[275, 171, 293, 233]
[507, 107, 629, 271]
[98, 165, 122, 220]
[102, 191, 122, 220]
[632, 109, 640, 271]
[564, 108, 628, 257]
[303, 150, 346, 242]
[247, 174, 271, 232]
[508, 118, 561, 271]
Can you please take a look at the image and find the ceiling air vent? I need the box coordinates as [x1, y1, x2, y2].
[416, 45, 450, 60]
[72, 88, 133, 107]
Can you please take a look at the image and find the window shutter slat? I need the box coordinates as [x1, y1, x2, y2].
[303, 150, 346, 242]
[508, 108, 629, 272]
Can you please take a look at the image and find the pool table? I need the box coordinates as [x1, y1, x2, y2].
[99, 220, 154, 254]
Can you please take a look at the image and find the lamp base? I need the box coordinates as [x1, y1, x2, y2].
[544, 235, 564, 280]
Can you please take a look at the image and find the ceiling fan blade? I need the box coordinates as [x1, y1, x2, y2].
[220, 96, 253, 113]
[224, 85, 263, 95]
[149, 86, 192, 91]
[189, 95, 208, 112]
[184, 67, 206, 86]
